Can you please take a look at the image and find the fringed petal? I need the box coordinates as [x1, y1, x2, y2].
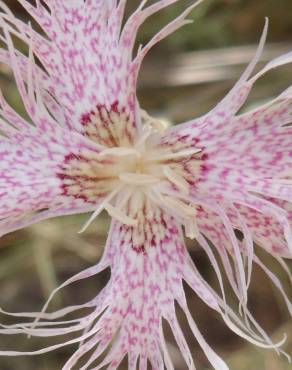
[0, 98, 101, 237]
[196, 205, 291, 315]
[165, 18, 269, 139]
[159, 21, 292, 266]
[0, 0, 138, 140]
[234, 203, 291, 257]
[1, 196, 288, 368]
[195, 204, 250, 304]
[0, 48, 64, 123]
[0, 10, 111, 236]
[0, 120, 105, 235]
[0, 201, 203, 368]
[163, 18, 292, 145]
[0, 1, 206, 147]
[0, 2, 291, 369]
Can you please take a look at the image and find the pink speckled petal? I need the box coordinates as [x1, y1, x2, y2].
[230, 193, 292, 257]
[158, 22, 292, 267]
[195, 201, 249, 304]
[0, 204, 96, 238]
[0, 200, 285, 368]
[0, 2, 290, 368]
[130, 1, 204, 73]
[164, 18, 292, 146]
[120, 0, 180, 53]
[205, 209, 291, 325]
[0, 17, 107, 237]
[0, 118, 104, 236]
[197, 207, 241, 292]
[0, 1, 138, 140]
[253, 255, 292, 314]
[166, 18, 269, 139]
[197, 203, 291, 315]
[0, 48, 64, 124]
[204, 93, 292, 192]
[0, 207, 215, 368]
[0, 1, 206, 147]
[235, 202, 292, 258]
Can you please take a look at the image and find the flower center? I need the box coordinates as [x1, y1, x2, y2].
[58, 115, 204, 239]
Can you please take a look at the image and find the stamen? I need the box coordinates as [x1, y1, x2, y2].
[185, 218, 199, 239]
[78, 206, 105, 234]
[135, 127, 152, 149]
[164, 196, 197, 218]
[141, 109, 169, 133]
[151, 189, 197, 220]
[78, 189, 120, 233]
[98, 147, 141, 159]
[148, 148, 202, 162]
[163, 165, 190, 194]
[104, 204, 138, 226]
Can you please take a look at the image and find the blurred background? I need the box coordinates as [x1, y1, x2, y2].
[0, 0, 291, 369]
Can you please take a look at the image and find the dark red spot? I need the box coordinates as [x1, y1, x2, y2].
[132, 245, 146, 254]
[81, 112, 92, 124]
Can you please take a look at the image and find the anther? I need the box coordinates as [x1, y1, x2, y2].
[163, 165, 190, 194]
[149, 148, 202, 162]
[141, 109, 169, 133]
[104, 203, 138, 226]
[99, 147, 141, 159]
[185, 218, 199, 239]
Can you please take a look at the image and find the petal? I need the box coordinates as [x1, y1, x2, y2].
[197, 204, 292, 315]
[0, 117, 105, 236]
[163, 19, 292, 145]
[164, 18, 269, 140]
[1, 0, 138, 142]
[0, 1, 205, 147]
[0, 13, 113, 236]
[0, 196, 286, 368]
[195, 204, 250, 301]
[157, 22, 292, 266]
[235, 202, 291, 258]
[0, 197, 220, 368]
[191, 123, 292, 205]
[0, 48, 65, 125]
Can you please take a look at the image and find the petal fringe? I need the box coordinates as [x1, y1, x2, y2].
[0, 202, 289, 369]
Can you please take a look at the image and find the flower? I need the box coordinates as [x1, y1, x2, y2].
[0, 0, 291, 369]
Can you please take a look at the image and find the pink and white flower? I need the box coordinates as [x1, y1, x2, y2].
[0, 1, 291, 369]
